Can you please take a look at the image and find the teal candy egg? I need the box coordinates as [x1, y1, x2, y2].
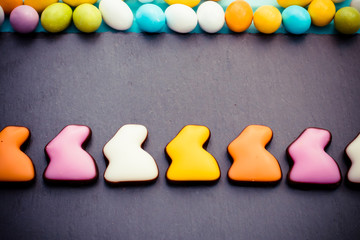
[282, 5, 311, 34]
[135, 4, 165, 33]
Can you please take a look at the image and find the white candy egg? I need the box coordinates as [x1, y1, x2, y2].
[197, 1, 225, 33]
[99, 0, 133, 31]
[351, 0, 360, 12]
[165, 4, 198, 33]
[138, 0, 154, 3]
[0, 6, 4, 27]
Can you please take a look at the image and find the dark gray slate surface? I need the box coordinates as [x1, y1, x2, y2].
[0, 32, 359, 240]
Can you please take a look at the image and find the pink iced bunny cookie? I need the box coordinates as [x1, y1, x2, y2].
[44, 125, 98, 183]
[287, 128, 341, 187]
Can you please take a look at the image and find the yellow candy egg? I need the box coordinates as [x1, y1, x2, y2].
[62, 0, 97, 8]
[253, 5, 282, 34]
[164, 0, 201, 8]
[277, 0, 312, 8]
[308, 0, 335, 27]
[73, 3, 102, 33]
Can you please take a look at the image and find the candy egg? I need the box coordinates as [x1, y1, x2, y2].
[197, 1, 225, 33]
[139, 0, 154, 3]
[277, 0, 312, 8]
[334, 7, 360, 34]
[41, 3, 72, 33]
[73, 3, 102, 33]
[308, 0, 335, 27]
[24, 0, 59, 13]
[225, 0, 253, 33]
[165, 4, 197, 33]
[63, 0, 97, 8]
[0, 0, 23, 15]
[282, 5, 311, 34]
[10, 5, 39, 33]
[0, 6, 4, 26]
[135, 4, 165, 33]
[351, 0, 360, 12]
[253, 5, 282, 34]
[99, 0, 133, 31]
[164, 0, 201, 8]
[331, 0, 345, 3]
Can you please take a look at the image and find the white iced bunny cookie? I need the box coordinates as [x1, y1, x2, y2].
[346, 133, 360, 184]
[103, 124, 159, 183]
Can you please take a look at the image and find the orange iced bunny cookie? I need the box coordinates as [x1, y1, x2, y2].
[228, 125, 282, 183]
[0, 126, 35, 182]
[166, 125, 221, 182]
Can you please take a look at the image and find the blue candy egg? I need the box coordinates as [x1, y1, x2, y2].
[282, 6, 311, 35]
[136, 4, 165, 33]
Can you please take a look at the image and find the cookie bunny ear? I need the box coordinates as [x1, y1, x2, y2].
[0, 126, 30, 145]
[0, 126, 35, 182]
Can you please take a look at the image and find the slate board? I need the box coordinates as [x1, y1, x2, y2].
[0, 32, 359, 240]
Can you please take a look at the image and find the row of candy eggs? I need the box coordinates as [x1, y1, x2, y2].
[1, 0, 355, 10]
[1, 124, 360, 187]
[1, 0, 360, 34]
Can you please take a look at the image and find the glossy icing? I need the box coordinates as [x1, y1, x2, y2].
[287, 128, 341, 185]
[44, 125, 97, 182]
[103, 124, 158, 183]
[0, 126, 35, 182]
[228, 125, 282, 183]
[166, 125, 220, 182]
[345, 133, 360, 184]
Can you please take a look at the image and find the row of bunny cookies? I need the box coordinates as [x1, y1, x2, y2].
[0, 124, 359, 187]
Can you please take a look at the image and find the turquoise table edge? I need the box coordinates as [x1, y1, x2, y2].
[0, 0, 358, 34]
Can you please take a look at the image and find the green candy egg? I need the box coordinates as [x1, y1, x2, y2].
[334, 7, 360, 34]
[41, 3, 73, 33]
[73, 3, 102, 33]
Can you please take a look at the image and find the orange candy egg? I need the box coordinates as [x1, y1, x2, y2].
[0, 0, 23, 15]
[225, 0, 253, 33]
[24, 0, 59, 13]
